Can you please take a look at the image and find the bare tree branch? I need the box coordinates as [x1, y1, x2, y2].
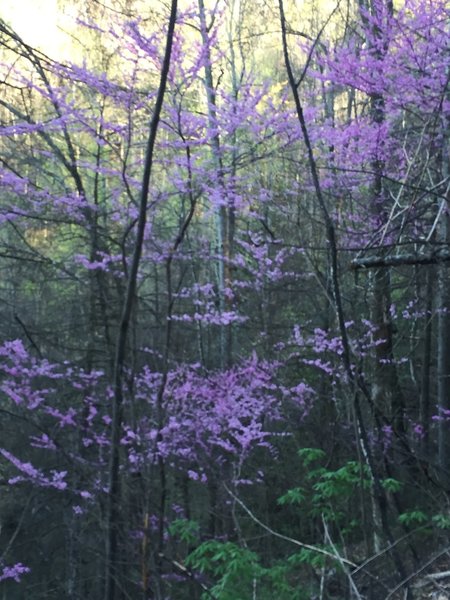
[352, 247, 450, 270]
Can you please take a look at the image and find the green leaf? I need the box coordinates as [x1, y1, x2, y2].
[277, 487, 305, 505]
[168, 518, 200, 544]
[381, 478, 403, 492]
[298, 447, 326, 466]
[432, 514, 450, 529]
[398, 510, 428, 525]
[288, 547, 328, 569]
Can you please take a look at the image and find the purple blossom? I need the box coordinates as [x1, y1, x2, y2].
[0, 563, 31, 583]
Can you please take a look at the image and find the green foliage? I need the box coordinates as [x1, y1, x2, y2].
[187, 540, 258, 577]
[394, 506, 450, 531]
[261, 563, 308, 599]
[168, 518, 200, 545]
[287, 548, 329, 569]
[313, 461, 370, 499]
[186, 540, 310, 599]
[398, 510, 428, 526]
[381, 478, 403, 493]
[277, 486, 305, 506]
[186, 541, 260, 600]
[431, 514, 450, 529]
[278, 449, 371, 527]
[297, 447, 326, 466]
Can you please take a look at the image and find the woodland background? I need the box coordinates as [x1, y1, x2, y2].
[0, 0, 449, 598]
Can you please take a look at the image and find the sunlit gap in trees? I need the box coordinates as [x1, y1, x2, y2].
[3, 0, 343, 60]
[2, 0, 76, 57]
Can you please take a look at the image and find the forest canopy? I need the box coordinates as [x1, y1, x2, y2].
[0, 0, 449, 598]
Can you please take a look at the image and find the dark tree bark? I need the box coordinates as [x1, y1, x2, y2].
[278, 0, 410, 593]
[420, 267, 433, 457]
[352, 248, 450, 269]
[362, 0, 405, 439]
[104, 2, 178, 599]
[437, 142, 450, 487]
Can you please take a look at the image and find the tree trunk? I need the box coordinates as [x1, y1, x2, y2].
[362, 0, 405, 441]
[420, 267, 433, 457]
[198, 0, 233, 368]
[104, 3, 178, 598]
[437, 169, 450, 487]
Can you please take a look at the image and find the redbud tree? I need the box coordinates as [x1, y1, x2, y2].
[0, 0, 449, 598]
